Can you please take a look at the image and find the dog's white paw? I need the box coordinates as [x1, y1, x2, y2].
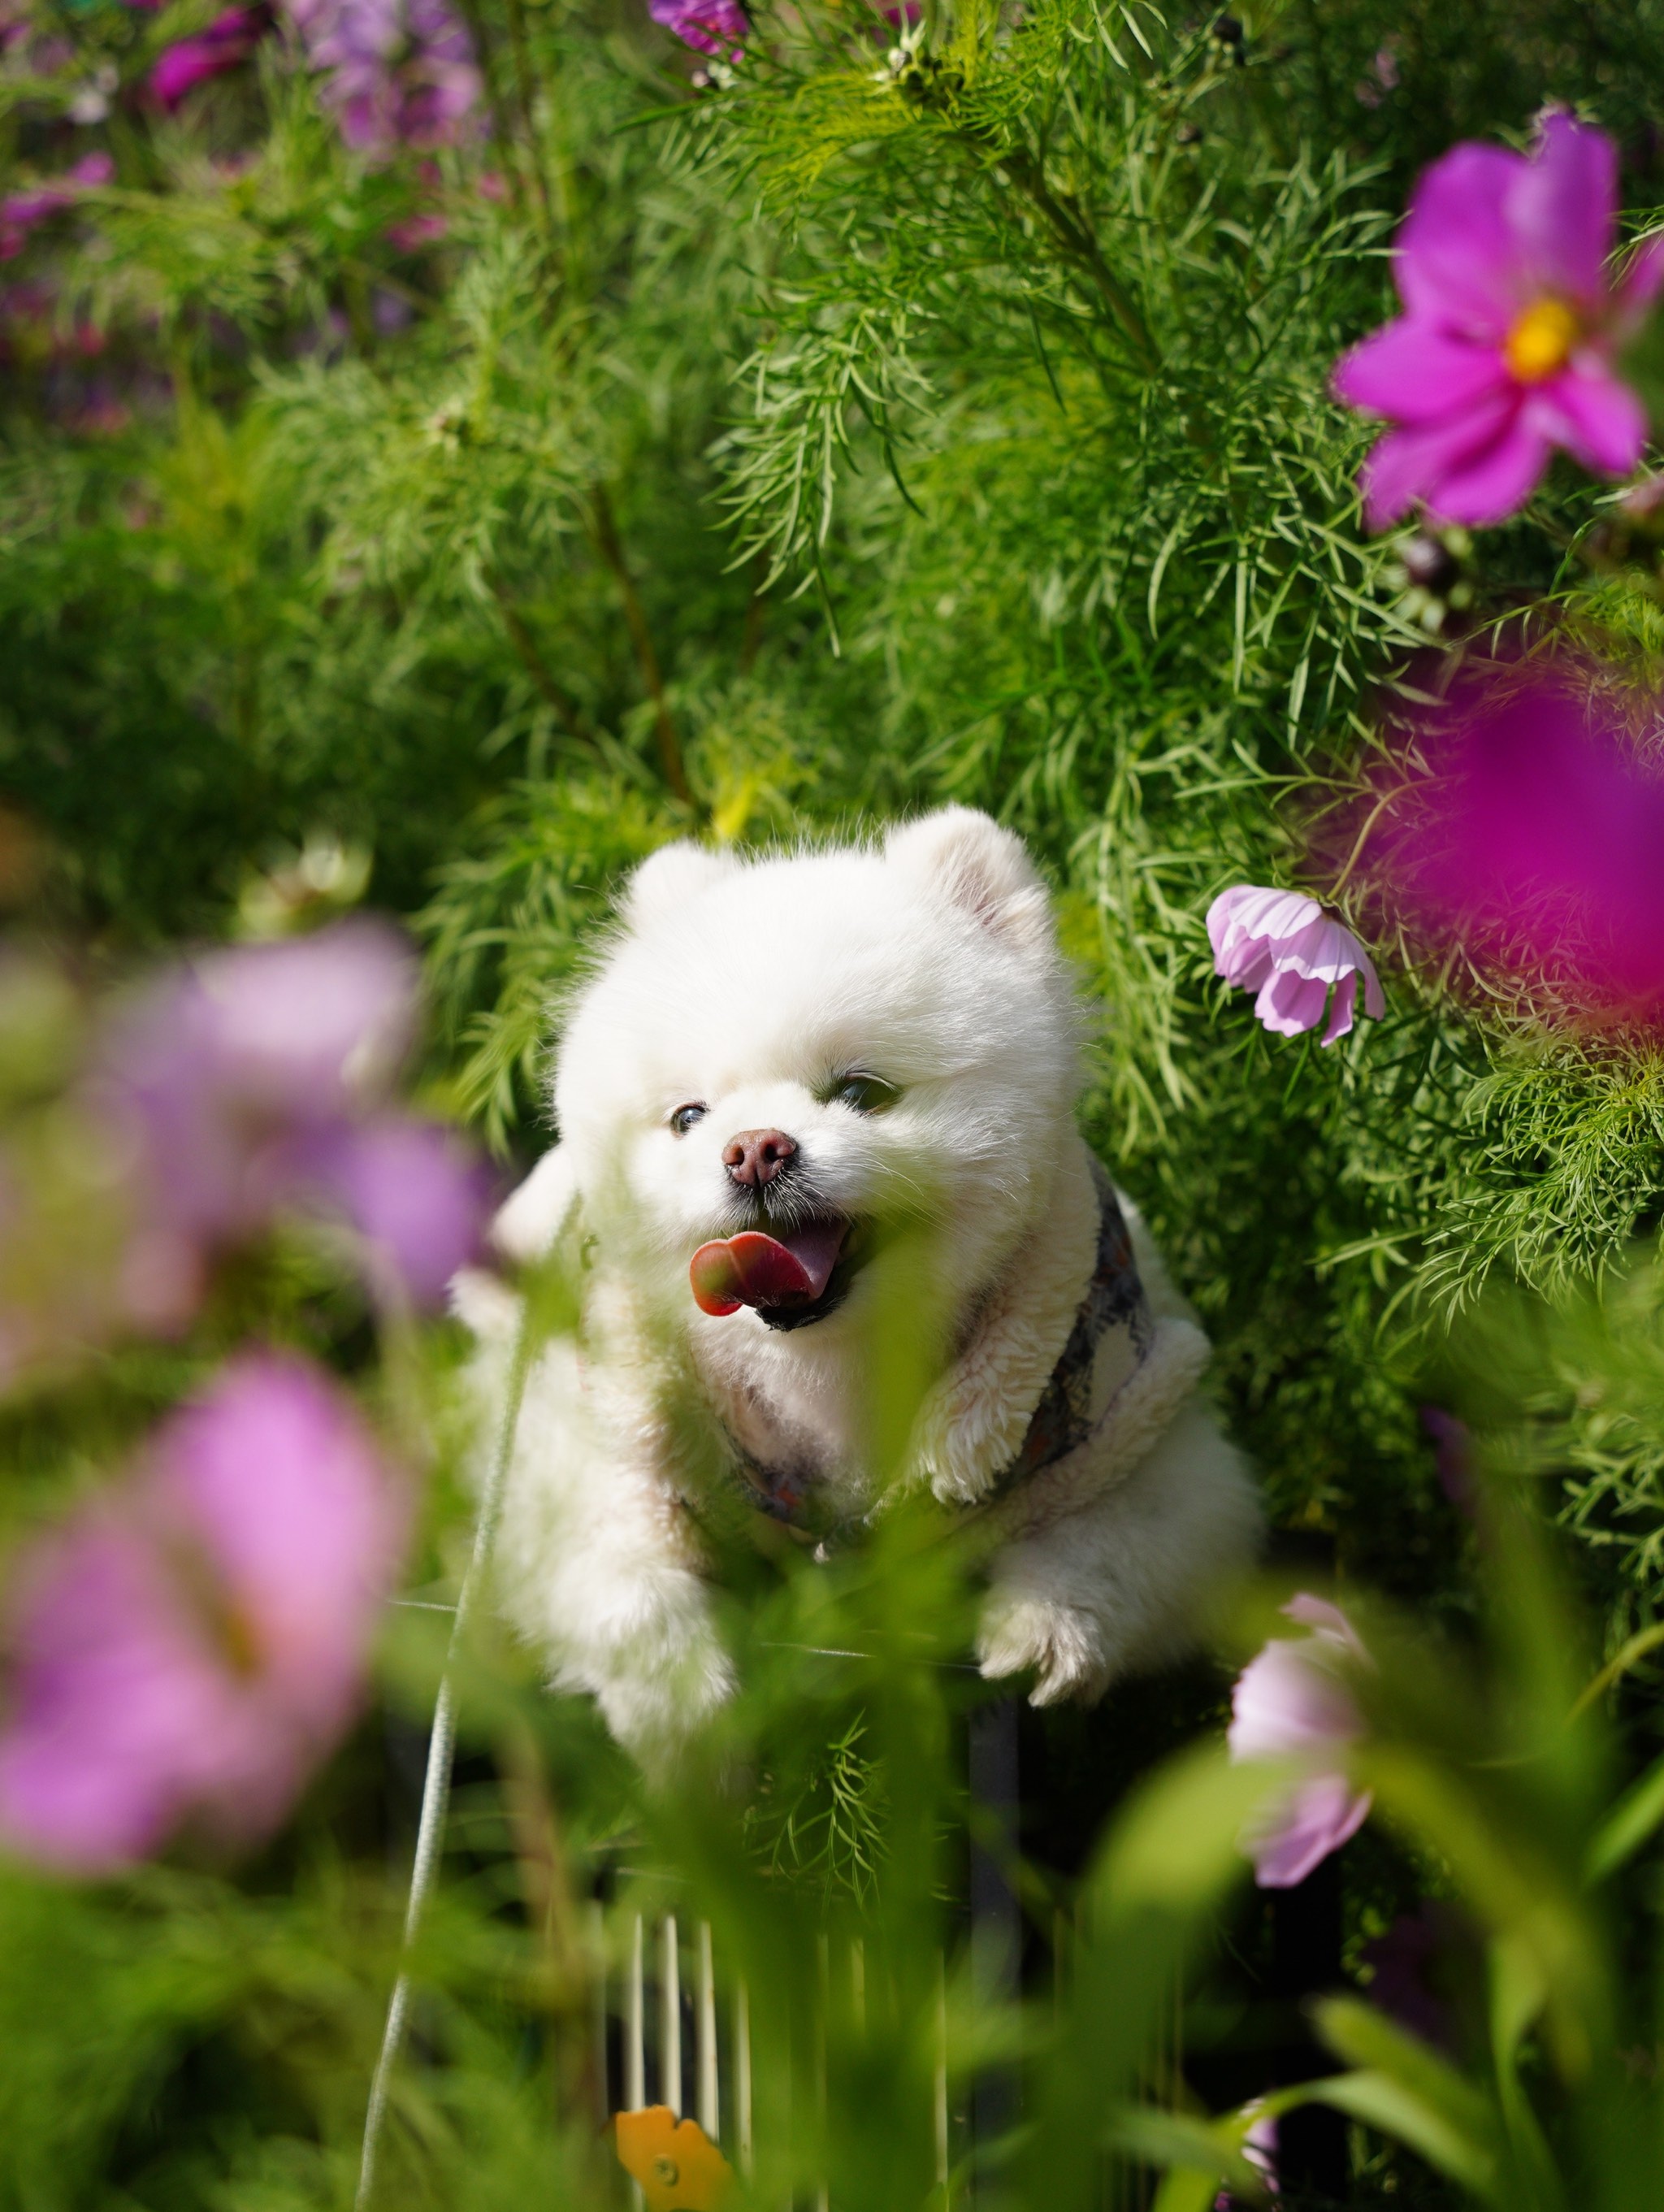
[977, 1591, 1111, 1707]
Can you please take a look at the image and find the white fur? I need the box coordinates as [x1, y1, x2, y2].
[462, 808, 1259, 1756]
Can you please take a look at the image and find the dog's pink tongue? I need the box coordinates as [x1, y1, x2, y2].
[690, 1222, 845, 1317]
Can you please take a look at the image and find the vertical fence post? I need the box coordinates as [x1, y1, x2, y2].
[696, 1920, 719, 2137]
[590, 1900, 609, 2126]
[734, 1979, 754, 2179]
[661, 1915, 682, 2116]
[626, 1915, 646, 2109]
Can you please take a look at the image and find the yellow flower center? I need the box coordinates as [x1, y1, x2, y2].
[1503, 296, 1581, 383]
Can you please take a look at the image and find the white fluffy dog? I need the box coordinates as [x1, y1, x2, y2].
[457, 808, 1259, 1757]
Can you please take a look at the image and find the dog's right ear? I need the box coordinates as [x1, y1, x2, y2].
[620, 840, 737, 930]
[885, 807, 1055, 956]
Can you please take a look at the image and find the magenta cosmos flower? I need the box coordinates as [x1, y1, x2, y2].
[0, 1354, 408, 1873]
[285, 0, 480, 156]
[1228, 1594, 1373, 1888]
[1333, 113, 1664, 529]
[1362, 666, 1664, 1021]
[1207, 885, 1385, 1044]
[150, 8, 264, 109]
[648, 0, 748, 56]
[90, 917, 487, 1324]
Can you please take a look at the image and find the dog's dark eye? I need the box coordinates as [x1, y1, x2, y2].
[829, 1073, 899, 1116]
[670, 1102, 708, 1136]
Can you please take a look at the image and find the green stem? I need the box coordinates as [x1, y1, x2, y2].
[500, 0, 560, 244]
[488, 572, 603, 758]
[998, 147, 1158, 375]
[589, 483, 694, 808]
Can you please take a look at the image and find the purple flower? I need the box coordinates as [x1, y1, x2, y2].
[1361, 666, 1664, 1021]
[284, 0, 480, 157]
[648, 0, 748, 56]
[0, 1354, 407, 1873]
[1332, 113, 1664, 530]
[150, 8, 263, 109]
[1228, 1594, 1373, 1889]
[1207, 885, 1386, 1044]
[0, 153, 114, 262]
[90, 917, 486, 1317]
[297, 1117, 492, 1305]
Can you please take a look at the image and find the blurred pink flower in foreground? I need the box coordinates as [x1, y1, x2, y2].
[1228, 1594, 1372, 1888]
[1207, 885, 1386, 1044]
[649, 0, 748, 56]
[150, 8, 263, 109]
[0, 1355, 407, 1872]
[92, 917, 488, 1322]
[0, 153, 114, 262]
[286, 0, 481, 155]
[1333, 113, 1664, 529]
[1362, 666, 1664, 1021]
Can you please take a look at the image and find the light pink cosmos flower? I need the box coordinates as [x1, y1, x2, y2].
[1228, 1594, 1373, 1889]
[1207, 885, 1386, 1044]
[1332, 113, 1664, 530]
[89, 917, 487, 1323]
[0, 1354, 407, 1873]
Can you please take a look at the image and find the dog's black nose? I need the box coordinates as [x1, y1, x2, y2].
[723, 1128, 797, 1188]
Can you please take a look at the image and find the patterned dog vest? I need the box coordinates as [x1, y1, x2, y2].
[727, 1161, 1156, 1546]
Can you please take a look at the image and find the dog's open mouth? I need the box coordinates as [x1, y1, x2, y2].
[690, 1217, 857, 1329]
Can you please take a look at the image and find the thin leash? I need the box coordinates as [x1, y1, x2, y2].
[355, 1310, 533, 2210]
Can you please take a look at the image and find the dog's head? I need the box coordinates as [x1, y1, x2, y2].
[552, 809, 1081, 1334]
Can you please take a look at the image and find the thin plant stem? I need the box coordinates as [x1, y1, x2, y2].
[500, 0, 559, 241]
[488, 570, 604, 757]
[355, 1310, 533, 2211]
[996, 146, 1158, 375]
[589, 481, 694, 805]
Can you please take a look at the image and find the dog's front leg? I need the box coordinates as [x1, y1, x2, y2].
[489, 1338, 736, 1761]
[976, 1401, 1259, 1704]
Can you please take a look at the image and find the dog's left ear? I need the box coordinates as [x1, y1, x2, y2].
[885, 807, 1054, 954]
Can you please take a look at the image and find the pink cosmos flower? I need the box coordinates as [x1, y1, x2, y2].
[90, 917, 486, 1321]
[648, 0, 748, 56]
[285, 0, 481, 157]
[150, 8, 263, 109]
[1228, 1594, 1373, 1889]
[1361, 666, 1664, 1022]
[0, 1354, 407, 1872]
[296, 1117, 492, 1305]
[0, 153, 114, 262]
[1207, 885, 1386, 1044]
[1332, 113, 1664, 529]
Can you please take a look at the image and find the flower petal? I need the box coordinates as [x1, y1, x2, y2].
[1419, 414, 1553, 528]
[1356, 391, 1528, 528]
[1396, 143, 1534, 332]
[1528, 362, 1648, 475]
[1255, 966, 1331, 1037]
[1332, 318, 1508, 426]
[1506, 111, 1617, 310]
[1320, 972, 1358, 1045]
[1250, 1774, 1374, 1888]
